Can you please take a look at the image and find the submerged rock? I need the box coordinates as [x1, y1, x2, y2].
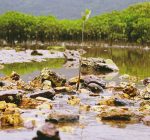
[0, 90, 22, 105]
[47, 110, 79, 123]
[67, 95, 80, 106]
[41, 68, 66, 87]
[88, 83, 103, 93]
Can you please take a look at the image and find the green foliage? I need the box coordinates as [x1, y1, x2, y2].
[0, 2, 150, 45]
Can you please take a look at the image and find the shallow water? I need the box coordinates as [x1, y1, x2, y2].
[0, 46, 150, 140]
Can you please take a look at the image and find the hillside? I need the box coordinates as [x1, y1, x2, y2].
[0, 0, 149, 19]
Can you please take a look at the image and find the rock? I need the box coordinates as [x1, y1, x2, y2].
[142, 116, 150, 126]
[0, 105, 23, 127]
[41, 68, 66, 87]
[81, 57, 119, 74]
[24, 119, 36, 129]
[0, 64, 4, 69]
[97, 98, 128, 106]
[30, 90, 55, 100]
[10, 71, 20, 81]
[67, 95, 80, 106]
[64, 50, 80, 61]
[123, 85, 139, 97]
[54, 86, 73, 93]
[36, 102, 53, 110]
[83, 75, 106, 89]
[68, 76, 84, 85]
[47, 110, 79, 123]
[88, 83, 103, 93]
[42, 80, 52, 90]
[143, 78, 150, 86]
[33, 122, 60, 140]
[79, 104, 91, 111]
[31, 50, 43, 56]
[98, 107, 133, 121]
[0, 90, 23, 105]
[140, 85, 150, 99]
[0, 81, 5, 87]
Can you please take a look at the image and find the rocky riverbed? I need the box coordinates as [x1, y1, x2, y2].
[0, 48, 150, 140]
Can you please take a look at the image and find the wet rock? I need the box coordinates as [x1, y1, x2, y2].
[123, 85, 139, 97]
[142, 116, 150, 126]
[31, 50, 43, 56]
[0, 81, 5, 87]
[83, 75, 106, 89]
[47, 110, 79, 123]
[67, 95, 80, 106]
[64, 50, 80, 61]
[143, 78, 150, 86]
[79, 104, 91, 111]
[140, 85, 150, 99]
[97, 98, 128, 106]
[81, 58, 119, 74]
[30, 90, 55, 100]
[33, 122, 60, 140]
[54, 86, 73, 93]
[98, 107, 133, 121]
[0, 90, 22, 105]
[41, 68, 66, 87]
[10, 71, 20, 81]
[42, 80, 52, 90]
[68, 76, 84, 85]
[88, 83, 103, 93]
[0, 105, 23, 127]
[36, 102, 53, 110]
[20, 98, 42, 109]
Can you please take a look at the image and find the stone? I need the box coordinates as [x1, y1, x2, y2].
[0, 81, 5, 87]
[47, 110, 79, 123]
[0, 90, 22, 105]
[88, 83, 103, 93]
[0, 106, 23, 127]
[10, 71, 20, 81]
[142, 116, 150, 126]
[81, 57, 119, 74]
[143, 78, 150, 86]
[68, 76, 84, 85]
[67, 95, 80, 106]
[98, 107, 133, 121]
[41, 68, 66, 87]
[54, 86, 73, 93]
[42, 80, 52, 90]
[123, 85, 139, 97]
[97, 98, 128, 106]
[83, 75, 106, 89]
[33, 122, 60, 140]
[30, 90, 55, 100]
[31, 50, 43, 56]
[64, 50, 80, 61]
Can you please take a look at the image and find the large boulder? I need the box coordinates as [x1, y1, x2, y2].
[81, 58, 119, 74]
[143, 78, 150, 86]
[40, 68, 66, 87]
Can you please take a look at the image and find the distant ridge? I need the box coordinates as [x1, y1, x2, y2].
[0, 0, 149, 19]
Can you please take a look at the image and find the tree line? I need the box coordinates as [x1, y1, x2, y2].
[0, 2, 150, 45]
